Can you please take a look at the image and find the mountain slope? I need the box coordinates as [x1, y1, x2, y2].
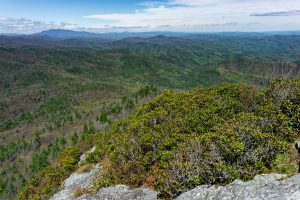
[17, 79, 300, 199]
[0, 34, 300, 199]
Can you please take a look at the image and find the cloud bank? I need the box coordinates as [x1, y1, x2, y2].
[250, 10, 300, 17]
[84, 0, 300, 32]
[0, 17, 76, 34]
[1, 0, 300, 33]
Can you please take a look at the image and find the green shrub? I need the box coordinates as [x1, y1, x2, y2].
[16, 147, 81, 200]
[89, 80, 299, 198]
[16, 79, 300, 199]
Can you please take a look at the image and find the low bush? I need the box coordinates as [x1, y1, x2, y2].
[89, 79, 300, 198]
[16, 147, 81, 200]
[16, 79, 300, 199]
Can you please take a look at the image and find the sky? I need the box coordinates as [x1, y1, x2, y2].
[0, 0, 300, 33]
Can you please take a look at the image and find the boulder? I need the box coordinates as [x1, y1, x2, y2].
[176, 174, 300, 200]
[50, 164, 101, 200]
[75, 185, 158, 200]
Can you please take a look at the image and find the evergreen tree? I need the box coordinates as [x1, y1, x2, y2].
[71, 132, 79, 146]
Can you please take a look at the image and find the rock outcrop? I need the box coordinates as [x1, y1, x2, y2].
[176, 174, 300, 200]
[51, 147, 300, 200]
[79, 146, 96, 165]
[52, 173, 300, 200]
[75, 185, 158, 200]
[50, 164, 101, 200]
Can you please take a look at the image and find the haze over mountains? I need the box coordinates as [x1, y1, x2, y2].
[1, 29, 300, 40]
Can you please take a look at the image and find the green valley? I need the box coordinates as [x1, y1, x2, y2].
[0, 33, 299, 199]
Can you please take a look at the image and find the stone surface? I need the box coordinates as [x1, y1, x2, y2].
[51, 159, 300, 200]
[79, 146, 96, 165]
[176, 174, 300, 200]
[75, 185, 159, 200]
[50, 164, 101, 200]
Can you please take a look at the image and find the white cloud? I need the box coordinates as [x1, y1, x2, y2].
[0, 16, 8, 21]
[84, 0, 300, 32]
[251, 10, 300, 17]
[1, 0, 300, 33]
[0, 17, 77, 34]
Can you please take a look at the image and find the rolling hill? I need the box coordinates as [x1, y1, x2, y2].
[0, 32, 300, 199]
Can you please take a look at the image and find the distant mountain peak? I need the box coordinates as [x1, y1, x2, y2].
[35, 29, 101, 39]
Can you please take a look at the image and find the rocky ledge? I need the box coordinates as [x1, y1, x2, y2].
[50, 164, 101, 200]
[176, 174, 300, 200]
[50, 147, 300, 200]
[51, 172, 300, 200]
[76, 185, 158, 200]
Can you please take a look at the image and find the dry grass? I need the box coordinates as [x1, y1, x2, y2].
[142, 175, 157, 188]
[73, 186, 90, 198]
[76, 163, 95, 174]
[100, 157, 112, 170]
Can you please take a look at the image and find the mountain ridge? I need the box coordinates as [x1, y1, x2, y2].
[2, 29, 300, 40]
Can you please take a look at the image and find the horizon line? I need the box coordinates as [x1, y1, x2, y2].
[1, 29, 300, 35]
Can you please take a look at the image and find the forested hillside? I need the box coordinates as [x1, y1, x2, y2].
[17, 79, 300, 199]
[0, 34, 300, 199]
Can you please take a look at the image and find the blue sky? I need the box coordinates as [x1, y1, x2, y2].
[0, 0, 142, 26]
[0, 0, 300, 33]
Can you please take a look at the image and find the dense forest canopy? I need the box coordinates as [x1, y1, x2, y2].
[0, 33, 299, 199]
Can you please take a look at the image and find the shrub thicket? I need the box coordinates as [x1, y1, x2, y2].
[89, 79, 300, 198]
[16, 79, 300, 199]
[16, 147, 81, 200]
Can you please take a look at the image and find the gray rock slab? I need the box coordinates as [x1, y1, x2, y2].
[176, 174, 300, 200]
[75, 185, 158, 200]
[50, 164, 101, 200]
